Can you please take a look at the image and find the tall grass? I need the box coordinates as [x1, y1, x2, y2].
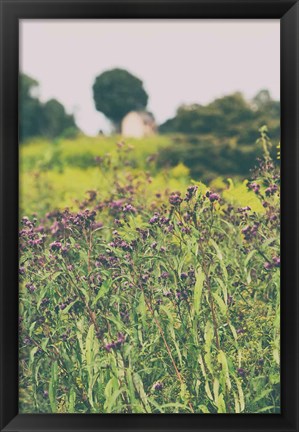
[19, 132, 280, 413]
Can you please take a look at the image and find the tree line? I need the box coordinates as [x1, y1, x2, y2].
[20, 69, 280, 145]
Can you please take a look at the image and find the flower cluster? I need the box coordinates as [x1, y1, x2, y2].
[104, 333, 126, 352]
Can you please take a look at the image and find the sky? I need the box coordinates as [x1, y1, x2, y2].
[20, 20, 280, 136]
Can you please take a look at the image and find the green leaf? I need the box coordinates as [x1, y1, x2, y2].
[218, 350, 231, 391]
[213, 292, 227, 317]
[29, 346, 38, 366]
[68, 387, 76, 413]
[49, 361, 58, 413]
[133, 373, 152, 413]
[234, 376, 245, 412]
[137, 292, 147, 326]
[192, 267, 205, 317]
[209, 239, 228, 282]
[204, 320, 214, 352]
[244, 249, 257, 266]
[198, 404, 210, 413]
[216, 393, 226, 413]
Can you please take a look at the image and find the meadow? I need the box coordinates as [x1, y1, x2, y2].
[19, 131, 280, 413]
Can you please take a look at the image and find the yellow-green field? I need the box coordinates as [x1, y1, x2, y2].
[20, 135, 265, 217]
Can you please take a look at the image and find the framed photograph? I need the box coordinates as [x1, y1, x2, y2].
[0, 0, 298, 431]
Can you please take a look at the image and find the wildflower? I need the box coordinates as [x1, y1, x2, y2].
[169, 193, 183, 206]
[50, 241, 62, 251]
[176, 290, 188, 300]
[41, 297, 50, 307]
[166, 225, 174, 233]
[61, 246, 69, 256]
[248, 182, 260, 194]
[163, 291, 172, 298]
[237, 368, 246, 377]
[237, 328, 245, 334]
[161, 271, 170, 279]
[160, 216, 170, 225]
[25, 283, 36, 293]
[153, 381, 163, 391]
[181, 226, 191, 234]
[265, 184, 278, 197]
[264, 262, 273, 270]
[141, 273, 149, 283]
[185, 185, 198, 201]
[104, 343, 114, 353]
[43, 390, 49, 398]
[180, 272, 188, 280]
[151, 242, 158, 249]
[149, 214, 159, 224]
[123, 204, 137, 214]
[115, 333, 125, 348]
[19, 266, 25, 275]
[273, 256, 280, 267]
[23, 336, 31, 345]
[206, 191, 220, 202]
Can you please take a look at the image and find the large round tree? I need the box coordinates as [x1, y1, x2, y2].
[92, 68, 148, 131]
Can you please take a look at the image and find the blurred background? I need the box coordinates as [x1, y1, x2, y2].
[19, 20, 280, 215]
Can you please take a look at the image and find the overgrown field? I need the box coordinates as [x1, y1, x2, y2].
[19, 132, 280, 413]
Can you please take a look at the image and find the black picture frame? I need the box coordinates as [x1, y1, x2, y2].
[0, 0, 298, 431]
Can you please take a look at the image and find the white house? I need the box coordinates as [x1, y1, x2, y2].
[121, 111, 156, 138]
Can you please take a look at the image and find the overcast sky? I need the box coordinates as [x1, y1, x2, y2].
[20, 20, 280, 136]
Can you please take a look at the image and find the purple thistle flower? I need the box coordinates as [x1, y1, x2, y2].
[25, 283, 36, 293]
[123, 204, 137, 214]
[248, 182, 260, 194]
[273, 256, 280, 267]
[115, 333, 125, 348]
[185, 185, 198, 201]
[104, 343, 114, 353]
[161, 271, 170, 279]
[169, 193, 183, 206]
[19, 266, 25, 275]
[264, 262, 273, 270]
[23, 336, 32, 345]
[206, 191, 220, 202]
[50, 241, 62, 251]
[149, 215, 159, 224]
[237, 368, 246, 377]
[153, 381, 163, 391]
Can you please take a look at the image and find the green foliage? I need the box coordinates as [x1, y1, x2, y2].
[19, 131, 280, 413]
[92, 69, 148, 130]
[159, 90, 280, 148]
[19, 73, 79, 142]
[157, 132, 279, 182]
